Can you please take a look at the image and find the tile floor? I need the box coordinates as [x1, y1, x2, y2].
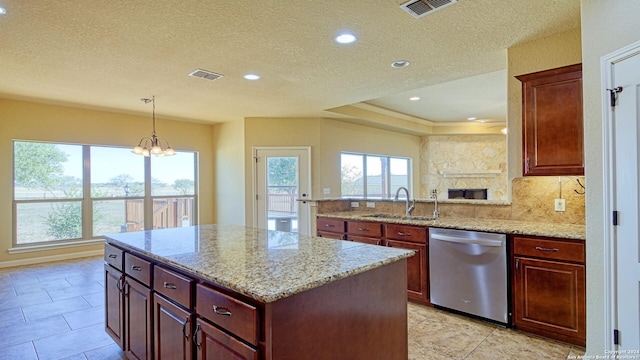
[0, 256, 586, 360]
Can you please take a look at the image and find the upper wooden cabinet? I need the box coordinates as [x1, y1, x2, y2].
[516, 64, 584, 176]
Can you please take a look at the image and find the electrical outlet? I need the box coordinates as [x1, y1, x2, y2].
[554, 198, 566, 212]
[323, 188, 330, 195]
[366, 202, 376, 208]
[351, 202, 359, 208]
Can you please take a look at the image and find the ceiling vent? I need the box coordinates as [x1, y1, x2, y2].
[400, 0, 457, 18]
[188, 69, 224, 81]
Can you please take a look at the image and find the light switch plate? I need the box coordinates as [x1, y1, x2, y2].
[366, 202, 376, 208]
[351, 202, 359, 208]
[323, 188, 330, 195]
[554, 198, 566, 212]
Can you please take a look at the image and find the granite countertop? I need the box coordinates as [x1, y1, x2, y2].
[318, 212, 585, 240]
[103, 224, 413, 303]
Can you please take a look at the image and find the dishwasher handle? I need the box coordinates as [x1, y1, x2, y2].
[430, 233, 503, 247]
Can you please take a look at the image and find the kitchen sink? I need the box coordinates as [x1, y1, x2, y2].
[360, 214, 437, 221]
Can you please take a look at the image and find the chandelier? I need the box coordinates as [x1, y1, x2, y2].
[131, 96, 176, 157]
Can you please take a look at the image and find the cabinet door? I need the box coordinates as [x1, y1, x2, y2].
[348, 235, 381, 245]
[386, 240, 429, 304]
[517, 64, 584, 176]
[124, 278, 154, 360]
[105, 264, 124, 349]
[194, 318, 259, 360]
[513, 257, 586, 346]
[154, 293, 193, 360]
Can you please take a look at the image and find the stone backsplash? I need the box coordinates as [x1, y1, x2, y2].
[317, 176, 585, 225]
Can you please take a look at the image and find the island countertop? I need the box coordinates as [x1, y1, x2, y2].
[103, 224, 413, 303]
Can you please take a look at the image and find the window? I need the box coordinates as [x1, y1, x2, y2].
[340, 152, 410, 198]
[13, 141, 198, 246]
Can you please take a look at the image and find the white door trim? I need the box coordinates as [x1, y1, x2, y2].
[251, 146, 312, 230]
[601, 39, 640, 352]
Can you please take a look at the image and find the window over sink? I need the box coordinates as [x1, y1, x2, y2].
[340, 152, 411, 198]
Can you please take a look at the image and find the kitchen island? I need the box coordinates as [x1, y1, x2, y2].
[103, 224, 413, 360]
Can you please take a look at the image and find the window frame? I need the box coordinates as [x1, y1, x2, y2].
[340, 151, 412, 198]
[12, 141, 199, 248]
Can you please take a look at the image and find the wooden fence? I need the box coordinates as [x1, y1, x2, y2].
[123, 198, 194, 231]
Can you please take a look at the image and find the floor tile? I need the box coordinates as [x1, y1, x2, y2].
[0, 315, 70, 349]
[63, 306, 105, 330]
[34, 323, 114, 360]
[0, 341, 38, 360]
[465, 327, 571, 360]
[0, 290, 51, 312]
[22, 296, 90, 321]
[47, 283, 104, 301]
[13, 278, 72, 296]
[83, 292, 105, 308]
[57, 354, 87, 360]
[84, 343, 126, 360]
[0, 307, 25, 328]
[65, 271, 104, 287]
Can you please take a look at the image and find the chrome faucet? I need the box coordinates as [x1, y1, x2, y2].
[394, 186, 415, 217]
[431, 189, 439, 219]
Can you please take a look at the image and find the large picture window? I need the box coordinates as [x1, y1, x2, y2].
[13, 141, 198, 246]
[340, 152, 411, 198]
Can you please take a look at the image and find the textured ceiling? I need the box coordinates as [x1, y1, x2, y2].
[0, 0, 580, 127]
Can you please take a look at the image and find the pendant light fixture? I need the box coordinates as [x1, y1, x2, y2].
[131, 96, 176, 157]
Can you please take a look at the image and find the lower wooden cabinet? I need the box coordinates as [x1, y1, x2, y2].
[104, 264, 124, 348]
[512, 235, 586, 346]
[386, 240, 428, 304]
[124, 277, 153, 360]
[154, 293, 193, 360]
[194, 318, 259, 360]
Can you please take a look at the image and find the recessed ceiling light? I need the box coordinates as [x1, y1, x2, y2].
[335, 33, 357, 44]
[409, 96, 420, 101]
[0, 7, 6, 14]
[467, 117, 476, 121]
[391, 60, 410, 68]
[244, 74, 260, 80]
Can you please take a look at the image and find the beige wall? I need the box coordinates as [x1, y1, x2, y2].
[0, 98, 215, 265]
[581, 0, 640, 355]
[213, 120, 246, 225]
[243, 117, 422, 227]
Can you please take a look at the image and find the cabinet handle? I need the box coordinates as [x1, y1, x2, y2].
[116, 276, 124, 293]
[163, 282, 177, 289]
[385, 240, 391, 247]
[122, 280, 130, 296]
[376, 239, 382, 246]
[324, 224, 335, 228]
[397, 232, 409, 236]
[535, 246, 559, 252]
[182, 316, 190, 339]
[515, 258, 520, 272]
[213, 305, 232, 317]
[108, 254, 117, 259]
[525, 157, 531, 173]
[131, 265, 142, 271]
[194, 323, 201, 348]
[357, 227, 369, 231]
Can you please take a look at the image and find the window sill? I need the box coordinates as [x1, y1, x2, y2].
[8, 238, 105, 254]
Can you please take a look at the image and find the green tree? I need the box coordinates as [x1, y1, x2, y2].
[268, 158, 297, 193]
[341, 163, 363, 196]
[14, 142, 68, 193]
[110, 174, 134, 188]
[173, 179, 194, 195]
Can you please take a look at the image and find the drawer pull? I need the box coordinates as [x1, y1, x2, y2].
[397, 232, 409, 236]
[182, 316, 190, 339]
[108, 254, 117, 259]
[163, 282, 177, 289]
[324, 224, 335, 227]
[357, 227, 369, 231]
[535, 246, 559, 252]
[131, 265, 142, 271]
[213, 305, 232, 317]
[194, 323, 201, 347]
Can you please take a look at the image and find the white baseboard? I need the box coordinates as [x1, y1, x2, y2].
[0, 249, 104, 269]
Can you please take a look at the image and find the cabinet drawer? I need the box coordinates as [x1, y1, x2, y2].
[317, 218, 345, 234]
[513, 236, 585, 263]
[125, 253, 152, 287]
[317, 231, 344, 240]
[104, 243, 123, 271]
[386, 224, 427, 243]
[196, 284, 259, 346]
[347, 235, 381, 245]
[347, 221, 383, 237]
[154, 266, 194, 309]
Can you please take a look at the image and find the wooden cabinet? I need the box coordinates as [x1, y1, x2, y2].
[153, 293, 193, 360]
[512, 235, 586, 346]
[516, 63, 584, 176]
[104, 263, 124, 348]
[123, 253, 154, 360]
[385, 224, 429, 305]
[316, 217, 345, 239]
[153, 266, 194, 360]
[194, 318, 259, 360]
[346, 220, 383, 245]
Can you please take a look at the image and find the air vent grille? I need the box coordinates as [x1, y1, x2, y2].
[400, 0, 457, 18]
[188, 69, 224, 81]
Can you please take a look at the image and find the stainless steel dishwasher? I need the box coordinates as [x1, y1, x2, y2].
[429, 227, 509, 325]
